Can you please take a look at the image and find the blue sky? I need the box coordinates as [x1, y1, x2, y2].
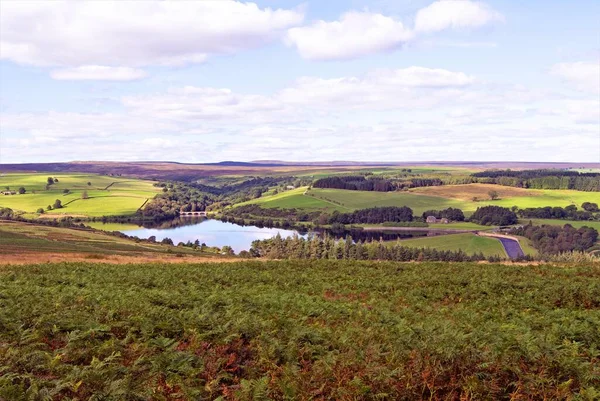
[1, 0, 598, 163]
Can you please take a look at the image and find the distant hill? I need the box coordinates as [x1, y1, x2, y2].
[1, 160, 598, 181]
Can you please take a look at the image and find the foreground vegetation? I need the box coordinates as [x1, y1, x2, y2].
[1, 261, 598, 400]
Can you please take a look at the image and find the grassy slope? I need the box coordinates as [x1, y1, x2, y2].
[428, 222, 493, 230]
[85, 222, 144, 231]
[393, 233, 507, 257]
[250, 185, 600, 216]
[1, 261, 598, 400]
[514, 235, 539, 256]
[520, 218, 600, 230]
[309, 188, 465, 215]
[0, 220, 220, 258]
[0, 173, 160, 216]
[237, 187, 348, 211]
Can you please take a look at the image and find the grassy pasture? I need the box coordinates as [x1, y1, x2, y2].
[237, 187, 348, 211]
[411, 183, 539, 201]
[412, 184, 600, 211]
[393, 233, 507, 257]
[428, 221, 493, 230]
[309, 188, 465, 215]
[519, 218, 600, 230]
[245, 184, 600, 216]
[0, 173, 160, 217]
[1, 260, 598, 400]
[514, 235, 539, 256]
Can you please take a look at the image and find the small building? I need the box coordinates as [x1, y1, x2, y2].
[286, 185, 295, 190]
[1, 190, 16, 195]
[426, 216, 450, 224]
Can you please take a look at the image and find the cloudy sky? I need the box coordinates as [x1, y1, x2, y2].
[1, 0, 599, 163]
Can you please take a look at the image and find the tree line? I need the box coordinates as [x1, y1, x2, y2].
[469, 206, 518, 226]
[312, 175, 446, 192]
[248, 234, 501, 262]
[518, 204, 599, 221]
[225, 204, 321, 223]
[327, 206, 414, 224]
[472, 169, 600, 191]
[312, 176, 394, 191]
[224, 204, 520, 228]
[510, 223, 598, 254]
[421, 208, 465, 221]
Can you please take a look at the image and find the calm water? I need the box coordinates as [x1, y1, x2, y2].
[94, 218, 429, 253]
[121, 219, 301, 253]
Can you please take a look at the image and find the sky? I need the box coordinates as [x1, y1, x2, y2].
[0, 0, 599, 163]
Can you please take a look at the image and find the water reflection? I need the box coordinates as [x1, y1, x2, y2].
[99, 219, 432, 253]
[122, 219, 301, 253]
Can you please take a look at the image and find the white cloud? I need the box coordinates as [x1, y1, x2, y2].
[122, 87, 289, 123]
[2, 65, 598, 163]
[278, 67, 476, 110]
[0, 1, 303, 67]
[285, 2, 502, 60]
[0, 111, 177, 139]
[286, 11, 413, 60]
[549, 61, 600, 93]
[414, 0, 503, 33]
[50, 66, 148, 81]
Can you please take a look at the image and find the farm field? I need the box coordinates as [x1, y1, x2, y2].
[520, 218, 600, 230]
[0, 173, 160, 217]
[280, 185, 600, 216]
[411, 183, 540, 200]
[413, 184, 600, 210]
[428, 221, 492, 230]
[1, 260, 598, 400]
[393, 233, 507, 257]
[237, 187, 348, 211]
[309, 188, 465, 215]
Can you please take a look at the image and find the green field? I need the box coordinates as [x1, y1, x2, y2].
[478, 190, 600, 211]
[514, 235, 539, 256]
[1, 260, 598, 400]
[0, 173, 160, 217]
[520, 219, 600, 230]
[245, 185, 600, 217]
[393, 233, 507, 257]
[428, 221, 492, 229]
[237, 187, 348, 211]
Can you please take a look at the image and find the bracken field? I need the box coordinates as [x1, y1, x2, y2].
[1, 260, 599, 400]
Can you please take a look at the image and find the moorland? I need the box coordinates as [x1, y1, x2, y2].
[1, 160, 600, 400]
[1, 260, 599, 400]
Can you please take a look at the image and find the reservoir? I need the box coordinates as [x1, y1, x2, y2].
[89, 218, 429, 253]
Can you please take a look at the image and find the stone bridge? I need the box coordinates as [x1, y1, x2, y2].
[179, 211, 208, 217]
